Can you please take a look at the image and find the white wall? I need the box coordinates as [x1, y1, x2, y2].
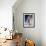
[13, 0, 41, 46]
[13, 0, 46, 46]
[40, 0, 46, 46]
[0, 0, 16, 30]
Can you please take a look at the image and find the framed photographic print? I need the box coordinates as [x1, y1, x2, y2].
[23, 13, 35, 28]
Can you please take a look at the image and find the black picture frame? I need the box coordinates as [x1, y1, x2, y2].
[23, 13, 35, 28]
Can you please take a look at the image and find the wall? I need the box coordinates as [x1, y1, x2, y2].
[40, 0, 46, 46]
[0, 0, 16, 30]
[13, 0, 41, 46]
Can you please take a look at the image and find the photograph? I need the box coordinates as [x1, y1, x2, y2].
[23, 13, 35, 28]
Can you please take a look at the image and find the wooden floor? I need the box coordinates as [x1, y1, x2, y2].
[0, 33, 23, 46]
[0, 39, 16, 46]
